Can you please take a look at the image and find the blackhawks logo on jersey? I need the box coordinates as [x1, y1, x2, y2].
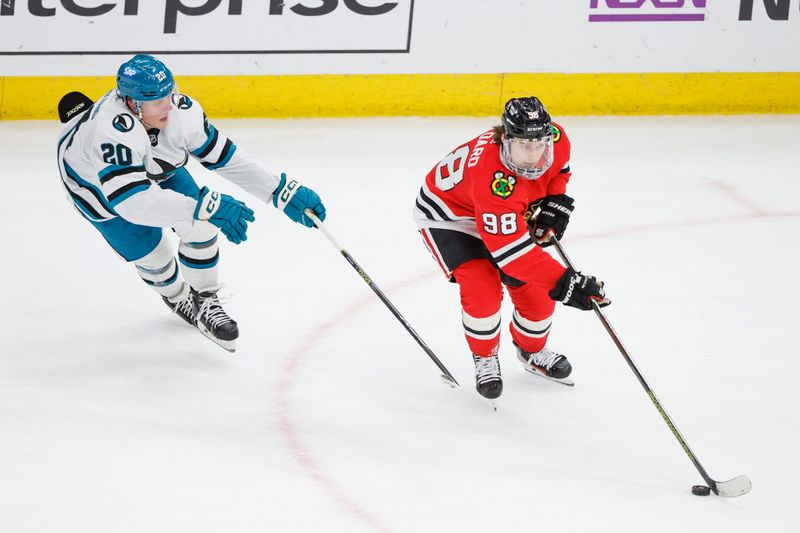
[491, 171, 516, 199]
[551, 124, 562, 143]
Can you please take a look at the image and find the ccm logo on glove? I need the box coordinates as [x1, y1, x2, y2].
[273, 173, 327, 228]
[194, 187, 255, 245]
[204, 191, 219, 214]
[279, 179, 300, 204]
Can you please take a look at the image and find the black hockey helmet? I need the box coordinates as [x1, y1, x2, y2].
[502, 97, 552, 139]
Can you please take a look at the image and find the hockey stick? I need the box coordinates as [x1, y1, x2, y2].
[550, 236, 751, 498]
[305, 210, 460, 388]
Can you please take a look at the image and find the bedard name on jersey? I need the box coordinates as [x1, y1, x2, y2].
[413, 96, 609, 400]
[56, 54, 326, 353]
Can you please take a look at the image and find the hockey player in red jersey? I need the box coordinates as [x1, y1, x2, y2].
[414, 96, 610, 399]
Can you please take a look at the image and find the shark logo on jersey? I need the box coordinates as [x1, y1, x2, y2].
[172, 94, 193, 110]
[491, 171, 516, 199]
[112, 113, 135, 133]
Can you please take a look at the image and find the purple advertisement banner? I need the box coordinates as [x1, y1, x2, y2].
[589, 0, 707, 22]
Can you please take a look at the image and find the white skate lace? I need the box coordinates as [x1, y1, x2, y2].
[174, 295, 195, 320]
[526, 346, 561, 370]
[474, 355, 501, 383]
[197, 286, 233, 329]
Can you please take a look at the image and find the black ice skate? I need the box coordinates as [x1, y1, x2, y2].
[473, 353, 503, 400]
[192, 285, 239, 353]
[162, 285, 195, 326]
[515, 342, 574, 386]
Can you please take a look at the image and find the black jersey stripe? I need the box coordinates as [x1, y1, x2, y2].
[493, 237, 535, 264]
[67, 188, 104, 219]
[99, 165, 146, 184]
[106, 179, 151, 203]
[559, 165, 571, 174]
[463, 321, 501, 337]
[63, 162, 116, 215]
[415, 199, 435, 220]
[512, 315, 551, 336]
[195, 127, 220, 159]
[201, 138, 233, 169]
[418, 187, 452, 221]
[178, 250, 220, 267]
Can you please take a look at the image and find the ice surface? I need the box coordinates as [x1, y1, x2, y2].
[2, 115, 799, 532]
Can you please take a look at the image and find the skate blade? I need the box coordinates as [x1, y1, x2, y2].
[196, 323, 237, 353]
[521, 366, 574, 387]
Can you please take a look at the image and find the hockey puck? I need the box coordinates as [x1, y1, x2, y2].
[691, 485, 711, 496]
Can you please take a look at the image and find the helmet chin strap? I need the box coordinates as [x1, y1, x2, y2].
[123, 96, 144, 120]
[126, 97, 157, 128]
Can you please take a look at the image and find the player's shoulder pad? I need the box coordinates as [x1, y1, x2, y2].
[171, 92, 207, 132]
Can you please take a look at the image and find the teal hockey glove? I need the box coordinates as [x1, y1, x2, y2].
[272, 173, 326, 228]
[194, 187, 255, 244]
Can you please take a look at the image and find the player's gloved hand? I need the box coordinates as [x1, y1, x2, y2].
[194, 187, 255, 244]
[530, 194, 574, 247]
[549, 267, 611, 311]
[272, 172, 326, 228]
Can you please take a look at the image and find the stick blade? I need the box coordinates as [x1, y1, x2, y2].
[714, 475, 752, 498]
[440, 374, 460, 389]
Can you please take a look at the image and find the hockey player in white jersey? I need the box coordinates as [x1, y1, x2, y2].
[56, 54, 327, 352]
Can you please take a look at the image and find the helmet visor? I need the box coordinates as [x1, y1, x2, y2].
[502, 135, 554, 179]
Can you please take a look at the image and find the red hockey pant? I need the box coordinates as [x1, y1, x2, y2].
[454, 258, 556, 357]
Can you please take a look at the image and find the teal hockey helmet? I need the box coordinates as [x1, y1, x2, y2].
[116, 54, 175, 102]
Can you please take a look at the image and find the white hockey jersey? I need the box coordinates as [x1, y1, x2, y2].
[57, 89, 280, 228]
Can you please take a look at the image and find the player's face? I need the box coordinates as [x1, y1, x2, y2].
[507, 136, 552, 167]
[503, 134, 554, 179]
[138, 95, 173, 128]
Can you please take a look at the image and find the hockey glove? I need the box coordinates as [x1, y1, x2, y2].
[549, 267, 611, 311]
[530, 194, 574, 247]
[272, 173, 327, 228]
[194, 187, 255, 244]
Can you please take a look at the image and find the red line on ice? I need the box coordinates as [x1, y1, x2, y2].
[274, 185, 798, 531]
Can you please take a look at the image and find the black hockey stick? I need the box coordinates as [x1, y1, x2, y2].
[550, 236, 751, 497]
[305, 210, 460, 388]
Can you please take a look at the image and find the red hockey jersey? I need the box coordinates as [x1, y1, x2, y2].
[414, 124, 572, 289]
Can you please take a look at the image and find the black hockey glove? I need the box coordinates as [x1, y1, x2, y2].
[549, 268, 611, 311]
[530, 194, 574, 247]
